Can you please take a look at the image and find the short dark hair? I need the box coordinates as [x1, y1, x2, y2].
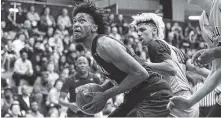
[72, 2, 108, 34]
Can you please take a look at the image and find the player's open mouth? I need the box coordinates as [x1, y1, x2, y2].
[74, 29, 81, 34]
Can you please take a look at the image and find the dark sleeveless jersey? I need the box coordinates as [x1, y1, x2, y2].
[91, 34, 161, 85]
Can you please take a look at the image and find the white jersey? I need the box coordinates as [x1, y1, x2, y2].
[199, 0, 221, 48]
[199, 0, 221, 72]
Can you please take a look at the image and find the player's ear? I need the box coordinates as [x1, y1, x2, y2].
[91, 24, 98, 33]
[152, 27, 158, 37]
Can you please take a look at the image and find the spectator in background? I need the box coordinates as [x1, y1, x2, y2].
[26, 101, 44, 118]
[44, 27, 54, 44]
[2, 40, 17, 71]
[20, 43, 33, 60]
[8, 6, 26, 29]
[165, 22, 172, 43]
[26, 5, 40, 27]
[33, 41, 44, 60]
[116, 14, 126, 34]
[46, 79, 64, 110]
[109, 26, 121, 40]
[32, 72, 51, 114]
[17, 85, 32, 112]
[40, 7, 56, 32]
[12, 33, 26, 56]
[171, 22, 183, 48]
[4, 101, 26, 118]
[46, 63, 59, 87]
[108, 14, 116, 27]
[58, 55, 69, 72]
[57, 8, 72, 28]
[60, 68, 70, 81]
[13, 51, 33, 86]
[49, 33, 64, 55]
[55, 23, 69, 39]
[69, 64, 76, 76]
[155, 4, 164, 17]
[1, 87, 14, 117]
[59, 56, 101, 117]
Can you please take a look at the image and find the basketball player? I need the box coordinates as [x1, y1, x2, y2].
[131, 13, 210, 117]
[71, 2, 173, 117]
[168, 0, 221, 117]
[59, 56, 101, 117]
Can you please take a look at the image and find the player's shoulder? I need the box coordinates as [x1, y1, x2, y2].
[96, 35, 126, 61]
[97, 35, 122, 49]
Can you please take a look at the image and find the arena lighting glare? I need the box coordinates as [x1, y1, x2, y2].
[9, 8, 18, 12]
[188, 16, 201, 20]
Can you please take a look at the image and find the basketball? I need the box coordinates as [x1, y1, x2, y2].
[76, 83, 106, 115]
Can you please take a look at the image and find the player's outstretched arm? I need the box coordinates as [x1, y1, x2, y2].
[97, 36, 150, 100]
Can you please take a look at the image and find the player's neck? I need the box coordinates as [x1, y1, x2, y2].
[83, 33, 98, 51]
[77, 71, 89, 78]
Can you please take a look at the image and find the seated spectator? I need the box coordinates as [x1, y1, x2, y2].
[26, 101, 44, 118]
[12, 52, 33, 86]
[46, 63, 59, 87]
[4, 101, 26, 118]
[109, 26, 121, 40]
[20, 42, 33, 60]
[60, 68, 70, 81]
[116, 14, 126, 34]
[2, 87, 14, 117]
[7, 6, 26, 29]
[32, 72, 51, 114]
[46, 79, 64, 109]
[165, 22, 172, 43]
[59, 55, 69, 72]
[32, 41, 44, 60]
[171, 22, 183, 47]
[26, 5, 40, 27]
[108, 14, 116, 27]
[55, 23, 69, 39]
[44, 27, 54, 43]
[17, 85, 32, 112]
[40, 7, 56, 32]
[69, 64, 76, 76]
[48, 33, 64, 55]
[2, 40, 17, 71]
[57, 8, 72, 28]
[12, 33, 26, 56]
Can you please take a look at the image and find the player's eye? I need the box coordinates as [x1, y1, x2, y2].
[79, 19, 86, 24]
[73, 19, 77, 24]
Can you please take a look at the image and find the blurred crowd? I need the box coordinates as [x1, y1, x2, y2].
[1, 4, 208, 118]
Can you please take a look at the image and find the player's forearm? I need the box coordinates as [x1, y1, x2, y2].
[102, 72, 149, 100]
[101, 79, 115, 91]
[147, 61, 177, 76]
[189, 69, 221, 106]
[59, 98, 72, 107]
[191, 67, 210, 78]
[213, 46, 221, 59]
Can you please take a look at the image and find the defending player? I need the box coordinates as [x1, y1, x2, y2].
[168, 0, 221, 117]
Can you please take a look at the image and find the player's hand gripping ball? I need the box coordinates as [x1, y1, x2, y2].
[76, 83, 107, 115]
